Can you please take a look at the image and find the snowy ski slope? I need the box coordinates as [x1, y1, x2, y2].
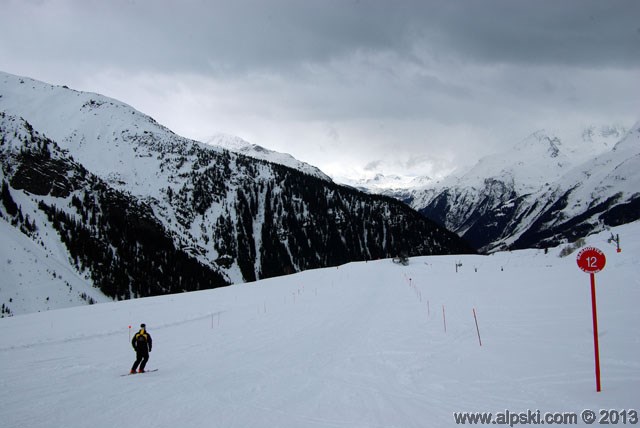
[1, 223, 639, 427]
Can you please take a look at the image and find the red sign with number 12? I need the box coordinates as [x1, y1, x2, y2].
[576, 246, 607, 274]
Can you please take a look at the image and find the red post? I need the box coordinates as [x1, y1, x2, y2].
[473, 308, 482, 347]
[590, 273, 601, 392]
[576, 247, 606, 392]
[442, 305, 447, 333]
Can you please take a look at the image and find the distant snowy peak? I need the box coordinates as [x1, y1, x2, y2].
[444, 132, 570, 195]
[338, 125, 627, 196]
[204, 134, 332, 182]
[441, 125, 627, 195]
[517, 125, 627, 160]
[583, 124, 628, 148]
[514, 130, 562, 158]
[613, 121, 640, 151]
[334, 173, 434, 193]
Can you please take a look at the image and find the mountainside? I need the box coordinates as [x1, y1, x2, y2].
[0, 71, 474, 315]
[404, 125, 639, 252]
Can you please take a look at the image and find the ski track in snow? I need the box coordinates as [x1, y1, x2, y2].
[1, 224, 640, 427]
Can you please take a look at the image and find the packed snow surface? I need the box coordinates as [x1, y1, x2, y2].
[1, 223, 639, 427]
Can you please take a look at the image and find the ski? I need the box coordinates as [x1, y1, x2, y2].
[121, 369, 158, 376]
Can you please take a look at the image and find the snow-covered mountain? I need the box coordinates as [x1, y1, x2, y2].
[204, 133, 332, 181]
[0, 71, 473, 315]
[404, 125, 639, 252]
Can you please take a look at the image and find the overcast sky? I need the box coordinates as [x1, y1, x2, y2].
[2, 0, 639, 180]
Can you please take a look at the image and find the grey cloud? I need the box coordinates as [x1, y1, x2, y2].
[6, 0, 639, 76]
[1, 0, 637, 179]
[410, 0, 640, 68]
[364, 160, 383, 171]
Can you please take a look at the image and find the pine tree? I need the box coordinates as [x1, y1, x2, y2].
[1, 181, 18, 217]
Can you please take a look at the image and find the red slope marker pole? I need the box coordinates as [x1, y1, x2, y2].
[590, 273, 601, 392]
[473, 308, 482, 347]
[576, 246, 606, 392]
[442, 305, 447, 333]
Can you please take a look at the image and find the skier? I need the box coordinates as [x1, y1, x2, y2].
[130, 323, 152, 374]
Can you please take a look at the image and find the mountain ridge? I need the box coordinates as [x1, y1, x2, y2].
[407, 124, 639, 252]
[204, 133, 332, 181]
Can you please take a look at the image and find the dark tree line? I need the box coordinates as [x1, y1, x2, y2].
[38, 184, 228, 300]
[1, 180, 37, 236]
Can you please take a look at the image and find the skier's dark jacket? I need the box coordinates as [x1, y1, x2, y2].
[132, 329, 152, 353]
